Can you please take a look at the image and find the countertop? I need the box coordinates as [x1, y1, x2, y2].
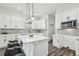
[18, 35, 49, 44]
[53, 34, 79, 39]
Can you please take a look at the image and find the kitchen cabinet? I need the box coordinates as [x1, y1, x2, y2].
[53, 35, 60, 48]
[55, 13, 62, 33]
[75, 39, 79, 56]
[61, 35, 75, 50]
[32, 18, 46, 29]
[11, 16, 26, 29]
[77, 8, 79, 28]
[0, 34, 20, 48]
[22, 43, 33, 56]
[61, 9, 77, 22]
[22, 40, 48, 56]
[0, 35, 11, 48]
[0, 14, 11, 28]
[53, 35, 75, 50]
[33, 40, 48, 56]
[0, 13, 26, 29]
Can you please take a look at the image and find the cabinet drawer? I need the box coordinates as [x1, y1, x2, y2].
[33, 41, 41, 45]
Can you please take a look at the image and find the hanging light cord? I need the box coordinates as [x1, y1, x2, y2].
[32, 3, 34, 17]
[29, 3, 30, 19]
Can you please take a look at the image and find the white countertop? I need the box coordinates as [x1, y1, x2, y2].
[18, 35, 49, 44]
[53, 34, 79, 39]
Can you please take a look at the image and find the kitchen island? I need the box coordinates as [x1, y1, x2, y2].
[18, 35, 49, 56]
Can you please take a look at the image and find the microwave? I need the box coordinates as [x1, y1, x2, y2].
[61, 20, 77, 28]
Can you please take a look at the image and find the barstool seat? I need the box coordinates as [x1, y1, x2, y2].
[4, 40, 22, 56]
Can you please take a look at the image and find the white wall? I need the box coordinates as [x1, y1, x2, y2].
[56, 4, 79, 13]
[45, 14, 55, 40]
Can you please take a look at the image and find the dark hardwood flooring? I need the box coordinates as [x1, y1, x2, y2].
[48, 40, 75, 56]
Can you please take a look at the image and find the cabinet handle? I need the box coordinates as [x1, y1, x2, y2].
[4, 39, 6, 42]
[76, 39, 79, 41]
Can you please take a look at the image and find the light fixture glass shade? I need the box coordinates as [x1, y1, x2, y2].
[31, 16, 35, 21]
[28, 19, 31, 22]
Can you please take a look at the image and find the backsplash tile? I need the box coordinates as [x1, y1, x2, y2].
[0, 29, 46, 34]
[57, 28, 79, 36]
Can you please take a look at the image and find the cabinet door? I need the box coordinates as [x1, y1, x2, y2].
[22, 43, 33, 56]
[0, 35, 9, 48]
[75, 39, 79, 56]
[55, 14, 62, 33]
[33, 40, 48, 56]
[53, 35, 60, 48]
[77, 8, 79, 28]
[32, 20, 38, 29]
[61, 9, 77, 22]
[12, 16, 25, 29]
[32, 19, 46, 29]
[0, 14, 6, 28]
[5, 15, 11, 28]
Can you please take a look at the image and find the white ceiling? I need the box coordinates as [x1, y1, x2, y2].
[0, 3, 79, 18]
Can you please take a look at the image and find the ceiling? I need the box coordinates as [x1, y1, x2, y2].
[0, 3, 79, 18]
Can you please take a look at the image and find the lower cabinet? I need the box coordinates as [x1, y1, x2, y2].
[0, 35, 10, 48]
[53, 35, 75, 50]
[75, 39, 79, 56]
[0, 34, 19, 48]
[53, 35, 63, 48]
[53, 36, 60, 48]
[22, 40, 48, 56]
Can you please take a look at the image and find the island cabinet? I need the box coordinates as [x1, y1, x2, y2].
[22, 40, 48, 56]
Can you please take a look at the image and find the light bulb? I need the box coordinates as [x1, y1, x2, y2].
[31, 17, 35, 21]
[28, 19, 31, 22]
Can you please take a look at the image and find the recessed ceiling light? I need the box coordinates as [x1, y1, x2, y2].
[17, 6, 21, 10]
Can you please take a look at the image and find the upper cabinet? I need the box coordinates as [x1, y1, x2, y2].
[0, 14, 11, 28]
[61, 9, 78, 22]
[0, 13, 26, 29]
[32, 17, 46, 29]
[55, 13, 62, 30]
[11, 16, 26, 29]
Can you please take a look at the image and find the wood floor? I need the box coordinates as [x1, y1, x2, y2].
[48, 40, 75, 56]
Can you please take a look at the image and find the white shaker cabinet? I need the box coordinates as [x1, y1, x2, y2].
[0, 14, 5, 28]
[53, 35, 63, 48]
[4, 15, 11, 28]
[55, 13, 62, 34]
[53, 35, 60, 48]
[77, 8, 79, 28]
[32, 18, 46, 29]
[75, 39, 79, 56]
[12, 16, 25, 29]
[22, 40, 48, 56]
[0, 35, 11, 48]
[33, 40, 48, 56]
[0, 14, 11, 28]
[61, 9, 77, 22]
[22, 43, 33, 56]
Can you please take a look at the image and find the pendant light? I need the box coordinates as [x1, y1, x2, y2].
[31, 3, 35, 21]
[26, 3, 35, 24]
